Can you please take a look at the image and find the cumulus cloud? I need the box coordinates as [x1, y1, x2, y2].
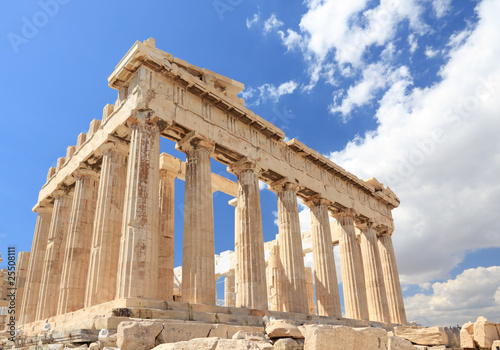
[432, 0, 452, 18]
[264, 14, 284, 33]
[408, 33, 418, 53]
[246, 13, 260, 29]
[405, 266, 500, 326]
[331, 62, 411, 117]
[329, 0, 500, 285]
[424, 46, 439, 58]
[240, 80, 298, 106]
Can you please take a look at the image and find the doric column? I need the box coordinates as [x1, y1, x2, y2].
[228, 198, 239, 306]
[116, 113, 161, 300]
[14, 251, 30, 328]
[158, 166, 176, 301]
[359, 222, 390, 323]
[333, 209, 369, 320]
[305, 267, 316, 314]
[229, 157, 267, 310]
[267, 242, 282, 311]
[37, 189, 73, 320]
[58, 168, 99, 315]
[304, 196, 341, 317]
[19, 204, 53, 325]
[270, 179, 308, 314]
[85, 140, 128, 307]
[176, 131, 215, 305]
[224, 273, 235, 307]
[378, 233, 407, 324]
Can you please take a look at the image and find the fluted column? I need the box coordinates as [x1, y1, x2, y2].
[224, 273, 235, 307]
[378, 233, 407, 324]
[229, 158, 267, 310]
[116, 114, 161, 300]
[176, 131, 215, 305]
[14, 251, 30, 328]
[58, 168, 99, 315]
[19, 204, 53, 325]
[228, 198, 239, 306]
[267, 243, 282, 311]
[305, 267, 316, 314]
[334, 210, 369, 320]
[305, 196, 341, 317]
[359, 222, 390, 323]
[270, 179, 308, 314]
[85, 140, 128, 307]
[37, 189, 73, 320]
[158, 167, 176, 301]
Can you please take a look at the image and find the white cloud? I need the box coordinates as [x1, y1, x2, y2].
[405, 266, 500, 326]
[240, 80, 298, 106]
[432, 0, 452, 18]
[408, 33, 418, 53]
[329, 0, 500, 285]
[264, 14, 284, 33]
[246, 13, 260, 29]
[330, 62, 411, 117]
[424, 46, 439, 58]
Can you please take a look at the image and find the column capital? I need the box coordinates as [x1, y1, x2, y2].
[356, 220, 376, 231]
[128, 108, 168, 131]
[34, 203, 53, 214]
[331, 208, 357, 220]
[99, 135, 129, 154]
[52, 186, 74, 199]
[227, 157, 262, 176]
[268, 177, 299, 193]
[303, 194, 330, 209]
[73, 166, 99, 179]
[175, 131, 215, 154]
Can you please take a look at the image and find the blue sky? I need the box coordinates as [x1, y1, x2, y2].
[1, 0, 499, 326]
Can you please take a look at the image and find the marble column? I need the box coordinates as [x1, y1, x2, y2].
[267, 243, 282, 311]
[14, 251, 30, 328]
[378, 233, 407, 324]
[305, 267, 316, 315]
[305, 197, 341, 317]
[19, 204, 53, 325]
[176, 132, 215, 305]
[158, 167, 176, 301]
[58, 168, 99, 315]
[271, 179, 308, 314]
[37, 189, 73, 320]
[229, 158, 267, 310]
[359, 222, 390, 323]
[116, 115, 160, 300]
[224, 273, 236, 307]
[228, 198, 239, 306]
[334, 210, 369, 320]
[85, 140, 128, 307]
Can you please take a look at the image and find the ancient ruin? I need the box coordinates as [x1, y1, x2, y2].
[4, 38, 419, 349]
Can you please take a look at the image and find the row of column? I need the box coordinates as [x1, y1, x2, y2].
[20, 110, 405, 325]
[227, 179, 406, 324]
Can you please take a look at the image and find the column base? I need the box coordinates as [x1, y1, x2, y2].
[18, 298, 402, 340]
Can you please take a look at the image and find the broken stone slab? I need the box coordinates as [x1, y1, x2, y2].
[303, 324, 391, 350]
[388, 335, 417, 350]
[460, 322, 475, 349]
[152, 337, 261, 350]
[117, 321, 164, 350]
[353, 327, 388, 349]
[273, 338, 302, 350]
[394, 326, 448, 346]
[474, 316, 500, 349]
[159, 322, 213, 343]
[265, 320, 303, 339]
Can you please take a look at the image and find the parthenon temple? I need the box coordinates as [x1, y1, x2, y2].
[15, 38, 406, 337]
